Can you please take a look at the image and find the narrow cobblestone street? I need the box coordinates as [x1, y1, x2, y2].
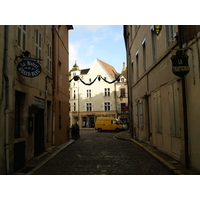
[32, 129, 172, 175]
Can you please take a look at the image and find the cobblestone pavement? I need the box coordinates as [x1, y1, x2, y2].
[32, 129, 173, 175]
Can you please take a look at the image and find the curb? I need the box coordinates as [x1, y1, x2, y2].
[115, 133, 184, 175]
[26, 140, 75, 175]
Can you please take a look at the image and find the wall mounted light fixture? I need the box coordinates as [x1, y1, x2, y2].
[153, 25, 162, 35]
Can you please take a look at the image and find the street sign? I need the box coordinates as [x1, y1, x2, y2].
[171, 53, 189, 77]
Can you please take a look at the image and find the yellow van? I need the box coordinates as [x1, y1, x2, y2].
[95, 117, 124, 132]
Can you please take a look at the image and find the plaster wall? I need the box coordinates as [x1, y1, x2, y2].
[185, 36, 200, 172]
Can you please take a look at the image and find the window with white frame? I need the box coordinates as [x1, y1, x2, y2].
[86, 89, 91, 98]
[120, 88, 125, 98]
[47, 44, 52, 73]
[104, 102, 110, 111]
[104, 88, 110, 97]
[73, 102, 76, 111]
[36, 29, 42, 59]
[17, 25, 26, 50]
[131, 60, 134, 84]
[165, 25, 175, 48]
[136, 51, 139, 80]
[142, 38, 147, 71]
[86, 103, 92, 111]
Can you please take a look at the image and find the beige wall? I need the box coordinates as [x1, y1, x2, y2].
[69, 59, 123, 127]
[125, 25, 185, 164]
[125, 25, 200, 172]
[53, 25, 70, 146]
[0, 25, 54, 174]
[0, 25, 72, 174]
[0, 26, 5, 174]
[185, 34, 200, 172]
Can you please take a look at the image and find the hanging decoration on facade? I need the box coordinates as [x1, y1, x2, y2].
[171, 50, 190, 77]
[16, 50, 42, 78]
[69, 75, 120, 85]
[17, 59, 42, 78]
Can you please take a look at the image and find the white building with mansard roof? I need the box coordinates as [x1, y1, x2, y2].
[69, 58, 128, 128]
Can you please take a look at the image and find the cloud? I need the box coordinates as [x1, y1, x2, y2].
[75, 25, 109, 32]
[69, 25, 125, 72]
[69, 42, 79, 69]
[86, 45, 94, 56]
[113, 33, 123, 41]
[69, 42, 94, 70]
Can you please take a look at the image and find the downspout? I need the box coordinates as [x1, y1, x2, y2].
[3, 25, 9, 174]
[178, 25, 189, 168]
[52, 25, 56, 145]
[114, 79, 117, 119]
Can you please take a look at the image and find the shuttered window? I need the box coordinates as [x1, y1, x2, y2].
[137, 100, 143, 130]
[17, 25, 26, 50]
[47, 44, 52, 73]
[165, 25, 175, 48]
[36, 29, 42, 60]
[168, 82, 181, 137]
[151, 29, 158, 62]
[154, 90, 162, 133]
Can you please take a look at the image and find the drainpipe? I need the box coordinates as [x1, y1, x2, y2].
[178, 25, 189, 168]
[3, 25, 9, 174]
[52, 25, 56, 145]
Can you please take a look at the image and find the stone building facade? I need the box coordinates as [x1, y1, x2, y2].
[52, 25, 72, 146]
[0, 25, 72, 174]
[69, 59, 128, 128]
[124, 25, 200, 173]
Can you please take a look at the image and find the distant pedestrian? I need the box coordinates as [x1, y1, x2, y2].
[71, 122, 80, 140]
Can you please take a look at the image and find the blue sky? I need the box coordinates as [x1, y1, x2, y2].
[69, 25, 126, 73]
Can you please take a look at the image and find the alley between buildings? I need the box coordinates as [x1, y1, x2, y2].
[31, 129, 172, 175]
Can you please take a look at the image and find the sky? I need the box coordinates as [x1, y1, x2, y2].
[69, 25, 126, 73]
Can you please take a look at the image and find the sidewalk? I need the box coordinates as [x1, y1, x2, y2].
[115, 130, 198, 175]
[14, 140, 75, 175]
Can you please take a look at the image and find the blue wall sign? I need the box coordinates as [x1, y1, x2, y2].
[17, 60, 42, 77]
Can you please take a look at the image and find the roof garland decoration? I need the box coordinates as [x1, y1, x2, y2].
[69, 74, 120, 85]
